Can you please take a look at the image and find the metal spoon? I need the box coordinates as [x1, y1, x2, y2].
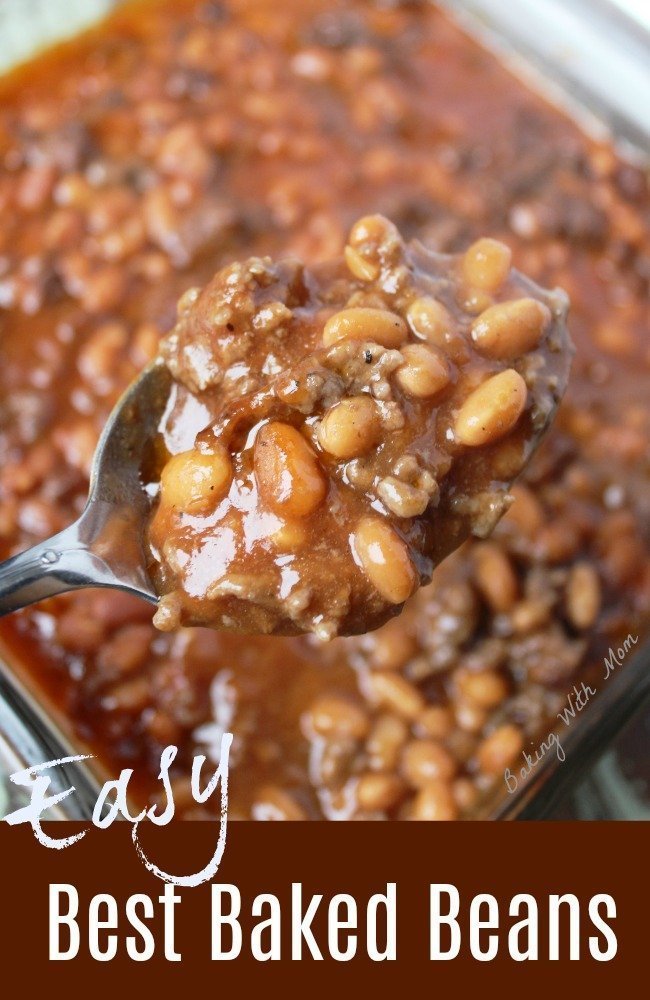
[0, 360, 172, 617]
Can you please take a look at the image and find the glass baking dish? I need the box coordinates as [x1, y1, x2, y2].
[0, 0, 648, 821]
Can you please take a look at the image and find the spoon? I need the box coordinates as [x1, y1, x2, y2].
[0, 360, 172, 617]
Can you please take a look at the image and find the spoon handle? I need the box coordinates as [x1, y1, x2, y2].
[0, 520, 99, 616]
[0, 504, 157, 617]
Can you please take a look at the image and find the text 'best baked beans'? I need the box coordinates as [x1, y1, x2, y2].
[148, 217, 573, 639]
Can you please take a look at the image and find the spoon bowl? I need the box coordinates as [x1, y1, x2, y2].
[0, 360, 172, 616]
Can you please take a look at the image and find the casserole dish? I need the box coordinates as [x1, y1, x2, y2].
[0, 0, 648, 820]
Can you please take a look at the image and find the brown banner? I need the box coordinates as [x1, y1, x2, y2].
[1, 821, 646, 989]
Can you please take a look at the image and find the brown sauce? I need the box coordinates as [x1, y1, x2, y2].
[148, 217, 571, 639]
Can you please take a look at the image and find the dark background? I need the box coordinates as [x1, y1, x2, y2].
[1, 821, 646, 989]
